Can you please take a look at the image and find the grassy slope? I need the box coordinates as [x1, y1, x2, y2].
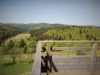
[7, 34, 30, 41]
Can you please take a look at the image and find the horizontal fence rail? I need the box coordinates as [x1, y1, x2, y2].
[42, 47, 100, 51]
[41, 40, 100, 42]
[52, 47, 100, 51]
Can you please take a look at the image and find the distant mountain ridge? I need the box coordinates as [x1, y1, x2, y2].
[5, 23, 100, 30]
[6, 23, 65, 30]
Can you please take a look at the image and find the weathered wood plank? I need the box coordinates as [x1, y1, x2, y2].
[53, 63, 100, 67]
[41, 60, 100, 69]
[96, 65, 100, 69]
[97, 56, 100, 59]
[42, 47, 100, 51]
[54, 62, 91, 66]
[52, 69, 91, 72]
[42, 55, 100, 61]
[52, 59, 91, 62]
[52, 47, 92, 50]
[41, 40, 100, 43]
[41, 56, 100, 73]
[97, 57, 100, 62]
[96, 62, 100, 66]
[31, 41, 41, 75]
[52, 56, 92, 59]
[52, 68, 100, 72]
[47, 42, 52, 75]
[52, 65, 100, 69]
[49, 72, 92, 75]
[91, 42, 97, 75]
[98, 47, 100, 50]
[52, 47, 100, 50]
[53, 65, 100, 69]
[52, 65, 91, 69]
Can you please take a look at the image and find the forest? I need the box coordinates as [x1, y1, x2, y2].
[0, 23, 100, 75]
[29, 26, 100, 41]
[0, 23, 26, 43]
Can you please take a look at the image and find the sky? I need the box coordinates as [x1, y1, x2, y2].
[0, 0, 100, 26]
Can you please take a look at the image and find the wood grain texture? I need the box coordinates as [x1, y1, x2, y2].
[91, 42, 97, 75]
[41, 40, 100, 43]
[31, 41, 41, 75]
[47, 42, 52, 75]
[52, 47, 92, 50]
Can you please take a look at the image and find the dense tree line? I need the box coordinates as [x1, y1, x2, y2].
[29, 26, 100, 41]
[0, 23, 26, 43]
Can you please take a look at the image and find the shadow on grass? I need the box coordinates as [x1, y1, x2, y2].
[1, 62, 16, 67]
[0, 60, 34, 67]
[20, 60, 34, 63]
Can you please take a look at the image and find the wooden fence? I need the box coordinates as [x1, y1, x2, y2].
[32, 40, 100, 75]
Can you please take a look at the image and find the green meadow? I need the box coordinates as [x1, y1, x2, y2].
[0, 54, 34, 75]
[7, 34, 30, 41]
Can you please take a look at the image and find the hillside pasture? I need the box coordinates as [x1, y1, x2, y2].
[7, 34, 30, 41]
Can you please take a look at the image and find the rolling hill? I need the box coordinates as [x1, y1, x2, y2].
[29, 26, 100, 41]
[0, 23, 26, 42]
[6, 23, 65, 30]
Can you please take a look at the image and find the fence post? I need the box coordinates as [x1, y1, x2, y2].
[31, 41, 41, 75]
[91, 42, 97, 75]
[47, 42, 51, 75]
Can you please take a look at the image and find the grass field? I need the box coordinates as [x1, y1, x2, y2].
[0, 33, 33, 75]
[0, 54, 35, 75]
[7, 34, 30, 41]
